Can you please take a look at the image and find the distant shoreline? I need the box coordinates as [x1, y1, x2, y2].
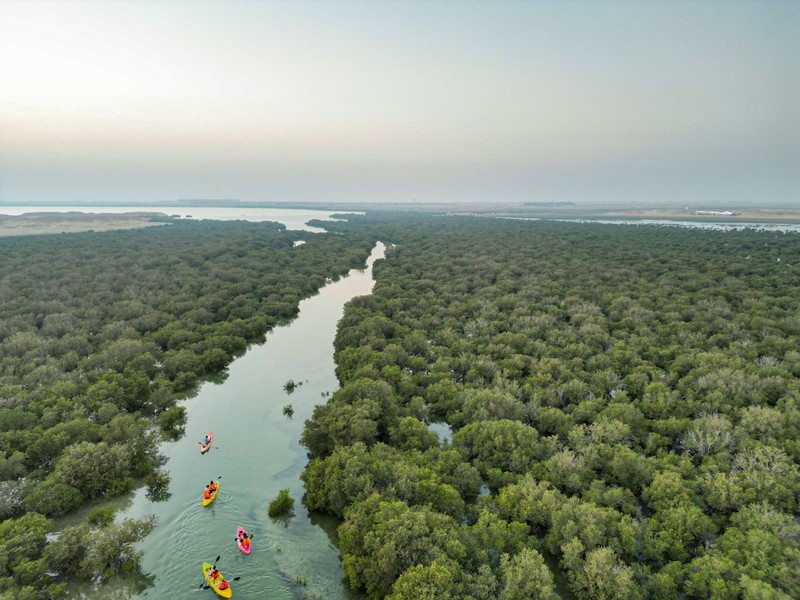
[0, 211, 169, 237]
[597, 208, 800, 224]
[1, 202, 798, 225]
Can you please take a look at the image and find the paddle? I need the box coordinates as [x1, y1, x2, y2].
[197, 556, 223, 589]
[201, 478, 222, 497]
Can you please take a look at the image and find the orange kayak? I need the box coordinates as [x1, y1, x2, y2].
[200, 431, 213, 454]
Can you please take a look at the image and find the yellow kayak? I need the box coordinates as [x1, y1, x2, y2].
[202, 481, 220, 507]
[202, 562, 232, 598]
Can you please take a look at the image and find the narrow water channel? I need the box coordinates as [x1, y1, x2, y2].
[81, 242, 385, 599]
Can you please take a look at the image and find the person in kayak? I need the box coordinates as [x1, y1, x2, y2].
[239, 531, 250, 549]
[203, 486, 212, 500]
[218, 579, 230, 591]
[203, 434, 210, 445]
[209, 566, 220, 580]
[208, 480, 217, 492]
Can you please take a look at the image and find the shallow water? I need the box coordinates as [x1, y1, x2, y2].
[0, 205, 362, 233]
[73, 243, 385, 599]
[499, 215, 800, 232]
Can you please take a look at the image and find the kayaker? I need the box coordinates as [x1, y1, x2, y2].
[203, 487, 212, 500]
[208, 480, 217, 492]
[218, 579, 230, 591]
[240, 531, 250, 549]
[203, 434, 210, 445]
[209, 566, 220, 580]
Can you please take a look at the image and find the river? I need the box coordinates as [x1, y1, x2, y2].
[71, 242, 385, 599]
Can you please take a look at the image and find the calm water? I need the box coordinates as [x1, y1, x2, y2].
[5, 205, 796, 233]
[0, 205, 362, 233]
[71, 243, 385, 599]
[499, 216, 800, 232]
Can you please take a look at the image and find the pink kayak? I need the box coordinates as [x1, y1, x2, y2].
[236, 526, 251, 554]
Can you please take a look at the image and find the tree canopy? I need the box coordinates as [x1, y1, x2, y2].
[302, 214, 800, 599]
[0, 219, 375, 597]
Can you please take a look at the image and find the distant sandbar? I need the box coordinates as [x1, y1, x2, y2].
[599, 208, 800, 223]
[0, 211, 169, 237]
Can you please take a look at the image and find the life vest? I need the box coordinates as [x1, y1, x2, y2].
[242, 537, 250, 548]
[218, 580, 229, 590]
[209, 483, 217, 491]
[203, 489, 212, 499]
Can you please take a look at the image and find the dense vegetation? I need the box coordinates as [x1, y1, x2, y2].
[0, 510, 155, 600]
[268, 488, 295, 517]
[301, 215, 800, 599]
[0, 220, 374, 598]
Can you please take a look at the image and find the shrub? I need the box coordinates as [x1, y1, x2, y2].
[268, 489, 295, 517]
[159, 406, 186, 433]
[88, 505, 116, 527]
[284, 379, 302, 393]
[24, 480, 84, 517]
[145, 469, 171, 502]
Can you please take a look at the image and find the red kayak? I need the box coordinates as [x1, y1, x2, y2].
[236, 526, 251, 554]
[200, 431, 213, 454]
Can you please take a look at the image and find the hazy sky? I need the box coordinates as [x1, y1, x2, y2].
[1, 0, 797, 206]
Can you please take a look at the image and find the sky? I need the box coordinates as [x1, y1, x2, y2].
[0, 0, 797, 206]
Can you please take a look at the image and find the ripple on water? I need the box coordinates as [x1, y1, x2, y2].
[150, 501, 210, 585]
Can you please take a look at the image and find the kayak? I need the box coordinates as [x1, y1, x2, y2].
[202, 562, 232, 598]
[200, 431, 214, 454]
[202, 481, 220, 507]
[236, 526, 251, 555]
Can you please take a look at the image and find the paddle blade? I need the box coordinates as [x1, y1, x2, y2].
[232, 577, 241, 581]
[215, 555, 221, 563]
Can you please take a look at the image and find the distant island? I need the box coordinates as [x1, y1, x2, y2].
[176, 199, 239, 204]
[693, 210, 738, 216]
